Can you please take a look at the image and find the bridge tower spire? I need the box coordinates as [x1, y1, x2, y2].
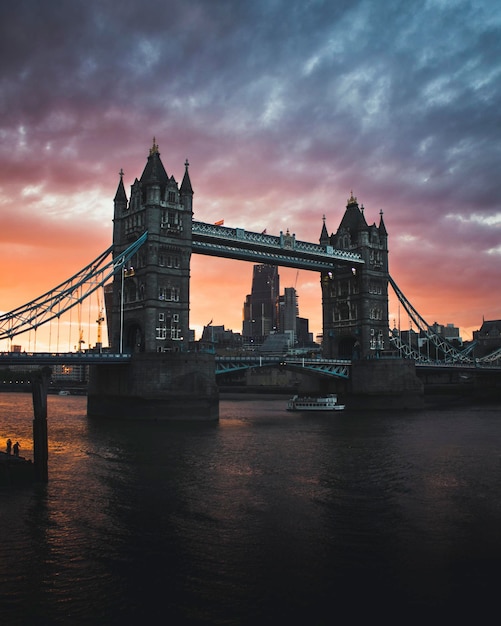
[319, 214, 329, 246]
[113, 168, 128, 249]
[109, 140, 193, 353]
[321, 193, 389, 359]
[180, 158, 194, 210]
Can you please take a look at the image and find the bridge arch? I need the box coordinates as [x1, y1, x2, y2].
[124, 321, 144, 353]
[337, 336, 359, 360]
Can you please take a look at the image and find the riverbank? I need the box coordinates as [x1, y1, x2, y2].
[0, 451, 34, 486]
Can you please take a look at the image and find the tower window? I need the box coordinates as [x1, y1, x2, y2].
[156, 326, 167, 340]
[171, 328, 182, 340]
[170, 287, 180, 302]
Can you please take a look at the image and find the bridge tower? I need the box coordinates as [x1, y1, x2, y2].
[89, 140, 218, 420]
[320, 193, 389, 359]
[110, 139, 193, 353]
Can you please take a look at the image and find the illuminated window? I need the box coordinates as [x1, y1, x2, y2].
[171, 328, 182, 340]
[156, 326, 167, 340]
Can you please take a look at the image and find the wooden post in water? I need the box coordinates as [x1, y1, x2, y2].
[32, 367, 51, 483]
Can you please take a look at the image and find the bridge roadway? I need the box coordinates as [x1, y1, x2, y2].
[1, 352, 499, 379]
[0, 352, 133, 365]
[214, 355, 351, 378]
[0, 352, 351, 378]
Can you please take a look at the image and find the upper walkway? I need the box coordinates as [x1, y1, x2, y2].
[192, 222, 363, 270]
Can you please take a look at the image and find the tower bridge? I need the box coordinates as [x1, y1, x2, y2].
[1, 140, 499, 419]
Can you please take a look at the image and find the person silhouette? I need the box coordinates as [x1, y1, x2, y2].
[6, 439, 12, 455]
[13, 441, 20, 457]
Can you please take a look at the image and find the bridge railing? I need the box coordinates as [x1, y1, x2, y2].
[192, 222, 363, 263]
[0, 233, 148, 342]
[0, 352, 132, 364]
[215, 355, 352, 378]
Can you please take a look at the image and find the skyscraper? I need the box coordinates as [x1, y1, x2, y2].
[278, 287, 299, 340]
[242, 264, 279, 344]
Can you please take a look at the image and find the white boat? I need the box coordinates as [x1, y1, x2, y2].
[287, 394, 345, 412]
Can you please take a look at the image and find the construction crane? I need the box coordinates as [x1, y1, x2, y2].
[96, 291, 105, 351]
[78, 328, 85, 352]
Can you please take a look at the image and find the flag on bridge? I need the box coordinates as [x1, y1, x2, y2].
[214, 219, 224, 226]
[261, 228, 267, 234]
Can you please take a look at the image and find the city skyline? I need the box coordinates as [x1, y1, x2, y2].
[1, 1, 500, 345]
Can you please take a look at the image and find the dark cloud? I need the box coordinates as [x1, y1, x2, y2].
[0, 0, 500, 337]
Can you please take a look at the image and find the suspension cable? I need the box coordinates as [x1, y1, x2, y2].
[0, 232, 148, 342]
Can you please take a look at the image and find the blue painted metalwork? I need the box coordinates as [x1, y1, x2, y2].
[192, 222, 363, 270]
[388, 275, 479, 365]
[0, 233, 148, 341]
[215, 355, 351, 378]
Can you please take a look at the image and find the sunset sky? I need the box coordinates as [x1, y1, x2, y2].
[1, 0, 500, 349]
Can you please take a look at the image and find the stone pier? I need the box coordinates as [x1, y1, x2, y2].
[347, 358, 424, 410]
[87, 352, 219, 421]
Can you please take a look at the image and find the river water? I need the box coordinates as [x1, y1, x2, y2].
[1, 392, 500, 624]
